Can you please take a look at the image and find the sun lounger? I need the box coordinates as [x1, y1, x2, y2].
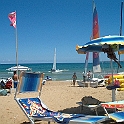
[77, 96, 124, 123]
[15, 72, 109, 124]
[100, 101, 124, 122]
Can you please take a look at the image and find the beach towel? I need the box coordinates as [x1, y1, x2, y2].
[0, 89, 7, 96]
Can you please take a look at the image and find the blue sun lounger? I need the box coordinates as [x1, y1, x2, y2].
[14, 72, 109, 124]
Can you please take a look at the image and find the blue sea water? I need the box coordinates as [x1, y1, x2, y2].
[0, 62, 124, 81]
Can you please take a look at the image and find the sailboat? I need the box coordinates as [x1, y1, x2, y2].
[90, 1, 105, 85]
[51, 48, 62, 73]
[77, 1, 105, 87]
[89, 1, 106, 86]
[83, 1, 101, 76]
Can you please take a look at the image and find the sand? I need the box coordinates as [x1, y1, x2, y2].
[0, 80, 124, 124]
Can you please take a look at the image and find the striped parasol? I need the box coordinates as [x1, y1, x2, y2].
[76, 35, 124, 53]
[76, 35, 124, 102]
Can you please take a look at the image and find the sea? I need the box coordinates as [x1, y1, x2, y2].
[0, 62, 124, 81]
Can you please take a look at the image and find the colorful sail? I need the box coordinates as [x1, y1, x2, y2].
[92, 1, 101, 73]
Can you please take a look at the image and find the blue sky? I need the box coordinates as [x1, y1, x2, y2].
[0, 0, 124, 64]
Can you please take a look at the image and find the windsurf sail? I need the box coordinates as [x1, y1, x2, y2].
[92, 1, 101, 73]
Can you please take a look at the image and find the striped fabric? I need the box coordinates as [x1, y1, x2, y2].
[101, 100, 124, 108]
[17, 72, 43, 93]
[84, 35, 124, 46]
[76, 35, 124, 53]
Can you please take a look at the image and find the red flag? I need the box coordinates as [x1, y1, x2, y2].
[8, 12, 16, 28]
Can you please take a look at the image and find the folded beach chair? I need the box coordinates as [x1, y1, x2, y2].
[15, 72, 109, 124]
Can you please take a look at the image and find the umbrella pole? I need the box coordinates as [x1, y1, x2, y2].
[110, 59, 116, 102]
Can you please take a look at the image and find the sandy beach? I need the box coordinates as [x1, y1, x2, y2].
[0, 80, 124, 124]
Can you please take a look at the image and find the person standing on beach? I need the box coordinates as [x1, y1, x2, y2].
[72, 72, 77, 86]
[87, 71, 92, 81]
[12, 71, 18, 88]
[82, 72, 87, 82]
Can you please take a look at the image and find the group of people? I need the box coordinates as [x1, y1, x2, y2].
[0, 71, 18, 90]
[72, 71, 93, 86]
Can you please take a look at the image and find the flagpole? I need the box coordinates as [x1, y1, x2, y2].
[117, 1, 123, 73]
[8, 11, 18, 96]
[15, 24, 19, 79]
[13, 10, 19, 80]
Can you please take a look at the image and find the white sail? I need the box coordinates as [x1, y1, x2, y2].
[51, 48, 63, 73]
[52, 48, 56, 71]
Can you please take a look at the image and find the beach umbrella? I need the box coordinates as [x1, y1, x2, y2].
[76, 35, 124, 53]
[76, 35, 124, 102]
[6, 65, 31, 71]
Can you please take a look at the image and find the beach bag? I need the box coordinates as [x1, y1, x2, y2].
[0, 89, 7, 96]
